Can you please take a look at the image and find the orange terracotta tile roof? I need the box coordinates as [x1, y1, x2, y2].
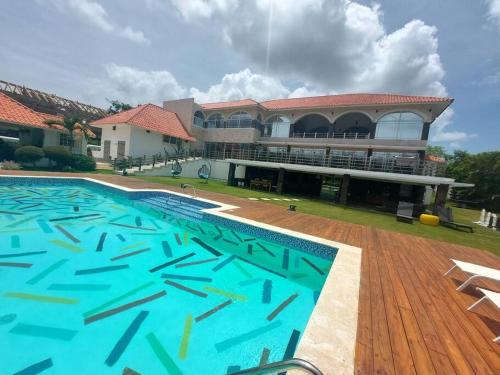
[200, 99, 259, 110]
[91, 104, 194, 141]
[262, 93, 452, 110]
[0, 91, 50, 128]
[0, 92, 95, 138]
[199, 93, 452, 111]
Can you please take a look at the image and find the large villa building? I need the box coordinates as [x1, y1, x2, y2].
[157, 93, 454, 212]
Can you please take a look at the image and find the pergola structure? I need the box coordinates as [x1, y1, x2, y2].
[0, 79, 106, 120]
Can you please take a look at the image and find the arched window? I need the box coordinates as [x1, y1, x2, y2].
[263, 115, 291, 137]
[206, 113, 224, 128]
[375, 112, 423, 140]
[293, 114, 331, 137]
[227, 111, 252, 128]
[193, 110, 205, 128]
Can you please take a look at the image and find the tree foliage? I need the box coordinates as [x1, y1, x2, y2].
[44, 116, 93, 150]
[43, 146, 72, 167]
[426, 145, 449, 159]
[107, 100, 133, 114]
[446, 150, 500, 202]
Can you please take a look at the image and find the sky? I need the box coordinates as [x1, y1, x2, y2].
[0, 0, 499, 153]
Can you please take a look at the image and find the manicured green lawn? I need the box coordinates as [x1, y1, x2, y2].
[136, 176, 500, 256]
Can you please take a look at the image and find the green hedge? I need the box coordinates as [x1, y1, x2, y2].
[14, 146, 44, 164]
[70, 154, 96, 171]
[43, 146, 72, 167]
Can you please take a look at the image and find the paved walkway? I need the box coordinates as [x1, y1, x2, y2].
[2, 171, 499, 374]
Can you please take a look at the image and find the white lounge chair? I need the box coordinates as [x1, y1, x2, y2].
[443, 259, 500, 291]
[467, 288, 500, 343]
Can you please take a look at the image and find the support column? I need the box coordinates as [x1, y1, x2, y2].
[277, 168, 285, 194]
[339, 174, 351, 205]
[369, 123, 376, 139]
[227, 162, 236, 186]
[421, 123, 431, 141]
[433, 184, 449, 214]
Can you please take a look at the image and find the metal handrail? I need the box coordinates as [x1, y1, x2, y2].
[231, 358, 324, 375]
[290, 131, 370, 139]
[180, 183, 197, 198]
[201, 149, 446, 177]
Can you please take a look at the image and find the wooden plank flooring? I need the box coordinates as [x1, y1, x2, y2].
[2, 171, 499, 374]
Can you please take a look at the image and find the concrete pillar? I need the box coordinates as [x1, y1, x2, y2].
[339, 174, 351, 205]
[433, 184, 449, 213]
[277, 168, 285, 194]
[421, 123, 431, 140]
[369, 123, 376, 139]
[227, 162, 236, 186]
[325, 147, 331, 167]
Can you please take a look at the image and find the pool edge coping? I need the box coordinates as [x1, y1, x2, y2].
[1, 174, 361, 375]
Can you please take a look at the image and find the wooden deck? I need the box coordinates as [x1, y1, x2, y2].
[2, 171, 499, 374]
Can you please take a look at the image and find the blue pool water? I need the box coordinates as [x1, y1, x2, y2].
[0, 177, 337, 374]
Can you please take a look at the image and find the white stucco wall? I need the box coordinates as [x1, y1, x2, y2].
[94, 123, 191, 160]
[128, 126, 184, 158]
[142, 159, 246, 180]
[97, 124, 131, 159]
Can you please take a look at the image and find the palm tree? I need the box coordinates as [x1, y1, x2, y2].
[44, 116, 94, 152]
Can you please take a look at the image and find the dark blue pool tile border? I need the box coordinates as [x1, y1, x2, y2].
[0, 176, 338, 260]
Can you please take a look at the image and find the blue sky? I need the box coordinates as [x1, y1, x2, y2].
[0, 0, 499, 153]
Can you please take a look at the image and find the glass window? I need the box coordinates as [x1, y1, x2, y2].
[375, 112, 423, 140]
[263, 115, 291, 137]
[206, 113, 224, 128]
[193, 111, 205, 127]
[59, 133, 73, 146]
[227, 111, 252, 128]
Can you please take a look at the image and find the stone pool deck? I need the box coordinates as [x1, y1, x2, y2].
[2, 171, 499, 374]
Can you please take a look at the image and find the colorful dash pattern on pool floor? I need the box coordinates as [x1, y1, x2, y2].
[0, 180, 332, 374]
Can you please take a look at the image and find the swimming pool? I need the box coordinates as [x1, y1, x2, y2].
[0, 176, 342, 374]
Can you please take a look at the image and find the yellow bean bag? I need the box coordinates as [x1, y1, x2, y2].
[420, 214, 439, 226]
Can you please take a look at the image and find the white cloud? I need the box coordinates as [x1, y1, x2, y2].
[476, 70, 500, 85]
[288, 86, 327, 98]
[87, 64, 186, 106]
[87, 64, 325, 105]
[168, 0, 238, 20]
[189, 68, 289, 102]
[485, 0, 500, 30]
[169, 0, 446, 96]
[40, 0, 150, 44]
[429, 108, 476, 145]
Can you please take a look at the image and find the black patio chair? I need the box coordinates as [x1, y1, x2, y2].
[436, 205, 474, 233]
[396, 201, 414, 224]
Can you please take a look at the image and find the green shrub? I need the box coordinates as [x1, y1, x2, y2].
[70, 154, 96, 171]
[0, 139, 15, 161]
[43, 146, 72, 167]
[14, 146, 44, 165]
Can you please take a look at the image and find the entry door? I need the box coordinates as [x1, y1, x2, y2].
[117, 141, 126, 159]
[103, 140, 111, 160]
